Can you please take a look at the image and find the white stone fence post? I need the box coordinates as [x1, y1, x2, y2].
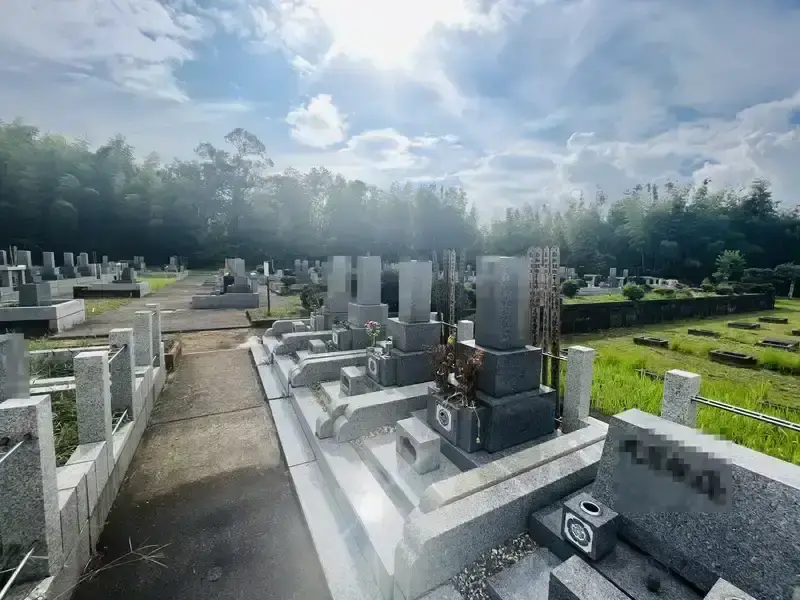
[561, 345, 595, 432]
[0, 333, 63, 581]
[661, 369, 701, 427]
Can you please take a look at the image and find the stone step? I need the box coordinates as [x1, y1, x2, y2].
[262, 333, 281, 357]
[353, 430, 461, 516]
[289, 460, 384, 600]
[269, 398, 315, 467]
[273, 355, 297, 396]
[321, 381, 344, 408]
[485, 548, 561, 600]
[290, 388, 404, 599]
[249, 338, 286, 400]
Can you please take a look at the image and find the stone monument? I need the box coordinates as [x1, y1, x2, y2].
[41, 252, 61, 281]
[320, 256, 350, 329]
[77, 252, 91, 277]
[62, 252, 77, 278]
[366, 260, 439, 386]
[333, 256, 388, 351]
[435, 256, 556, 453]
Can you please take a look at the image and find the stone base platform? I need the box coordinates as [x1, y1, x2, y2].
[73, 281, 151, 298]
[0, 299, 86, 335]
[191, 292, 260, 309]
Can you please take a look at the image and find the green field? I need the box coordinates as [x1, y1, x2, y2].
[565, 299, 800, 464]
[564, 291, 716, 304]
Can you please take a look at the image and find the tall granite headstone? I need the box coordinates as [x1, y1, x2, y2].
[369, 260, 440, 386]
[335, 256, 388, 350]
[451, 256, 555, 453]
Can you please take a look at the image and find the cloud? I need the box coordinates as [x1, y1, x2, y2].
[286, 94, 347, 148]
[0, 0, 213, 101]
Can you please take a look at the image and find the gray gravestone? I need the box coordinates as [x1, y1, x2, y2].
[19, 282, 51, 307]
[294, 259, 301, 273]
[593, 409, 799, 600]
[0, 334, 30, 401]
[326, 256, 351, 314]
[475, 256, 529, 350]
[399, 260, 433, 323]
[0, 250, 6, 265]
[356, 256, 382, 305]
[16, 250, 32, 268]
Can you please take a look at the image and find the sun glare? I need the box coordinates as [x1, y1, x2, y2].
[311, 0, 476, 69]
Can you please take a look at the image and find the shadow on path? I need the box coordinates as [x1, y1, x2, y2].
[71, 345, 331, 600]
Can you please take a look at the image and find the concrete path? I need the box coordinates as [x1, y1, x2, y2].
[71, 335, 331, 600]
[54, 273, 295, 337]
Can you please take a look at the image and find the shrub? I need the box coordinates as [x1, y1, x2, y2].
[576, 278, 588, 288]
[701, 280, 715, 292]
[622, 283, 645, 301]
[716, 284, 733, 295]
[732, 283, 745, 294]
[744, 283, 776, 295]
[299, 284, 324, 311]
[677, 289, 694, 298]
[561, 279, 580, 298]
[653, 288, 676, 297]
[281, 276, 297, 286]
[640, 283, 653, 293]
[256, 265, 264, 274]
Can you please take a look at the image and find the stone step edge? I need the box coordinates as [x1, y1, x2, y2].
[290, 388, 403, 599]
[249, 339, 286, 400]
[289, 459, 385, 600]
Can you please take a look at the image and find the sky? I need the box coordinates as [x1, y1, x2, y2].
[1, 0, 800, 221]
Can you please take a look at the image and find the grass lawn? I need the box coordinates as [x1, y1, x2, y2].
[564, 291, 717, 304]
[565, 299, 800, 464]
[248, 295, 309, 320]
[144, 276, 178, 292]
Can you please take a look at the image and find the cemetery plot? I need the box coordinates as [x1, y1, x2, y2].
[632, 335, 669, 348]
[759, 315, 789, 324]
[758, 338, 799, 351]
[709, 349, 759, 367]
[687, 328, 720, 337]
[563, 300, 800, 463]
[728, 320, 760, 329]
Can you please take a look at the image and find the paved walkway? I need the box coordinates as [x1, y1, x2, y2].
[54, 273, 294, 337]
[72, 334, 331, 600]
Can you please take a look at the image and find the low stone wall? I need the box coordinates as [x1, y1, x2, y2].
[0, 300, 86, 335]
[2, 306, 168, 600]
[191, 292, 260, 309]
[561, 293, 775, 334]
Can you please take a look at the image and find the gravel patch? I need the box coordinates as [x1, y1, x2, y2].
[352, 424, 396, 446]
[451, 532, 537, 600]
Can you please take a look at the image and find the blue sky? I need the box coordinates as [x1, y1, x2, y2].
[1, 0, 799, 220]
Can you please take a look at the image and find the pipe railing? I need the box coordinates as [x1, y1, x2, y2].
[692, 395, 800, 433]
[0, 546, 36, 600]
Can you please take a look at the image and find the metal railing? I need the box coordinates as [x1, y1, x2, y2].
[0, 546, 36, 600]
[0, 436, 34, 600]
[0, 436, 28, 469]
[107, 343, 126, 364]
[692, 395, 800, 433]
[112, 409, 129, 435]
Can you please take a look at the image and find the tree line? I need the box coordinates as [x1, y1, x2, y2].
[1, 119, 799, 281]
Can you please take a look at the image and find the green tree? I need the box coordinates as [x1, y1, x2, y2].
[714, 250, 747, 282]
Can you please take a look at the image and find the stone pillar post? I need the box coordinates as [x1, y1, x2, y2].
[145, 304, 163, 367]
[562, 345, 595, 432]
[74, 351, 112, 451]
[108, 328, 136, 417]
[0, 395, 64, 578]
[457, 320, 474, 341]
[133, 311, 154, 368]
[662, 369, 701, 427]
[0, 334, 30, 401]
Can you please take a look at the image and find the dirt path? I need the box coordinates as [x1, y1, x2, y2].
[72, 332, 331, 600]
